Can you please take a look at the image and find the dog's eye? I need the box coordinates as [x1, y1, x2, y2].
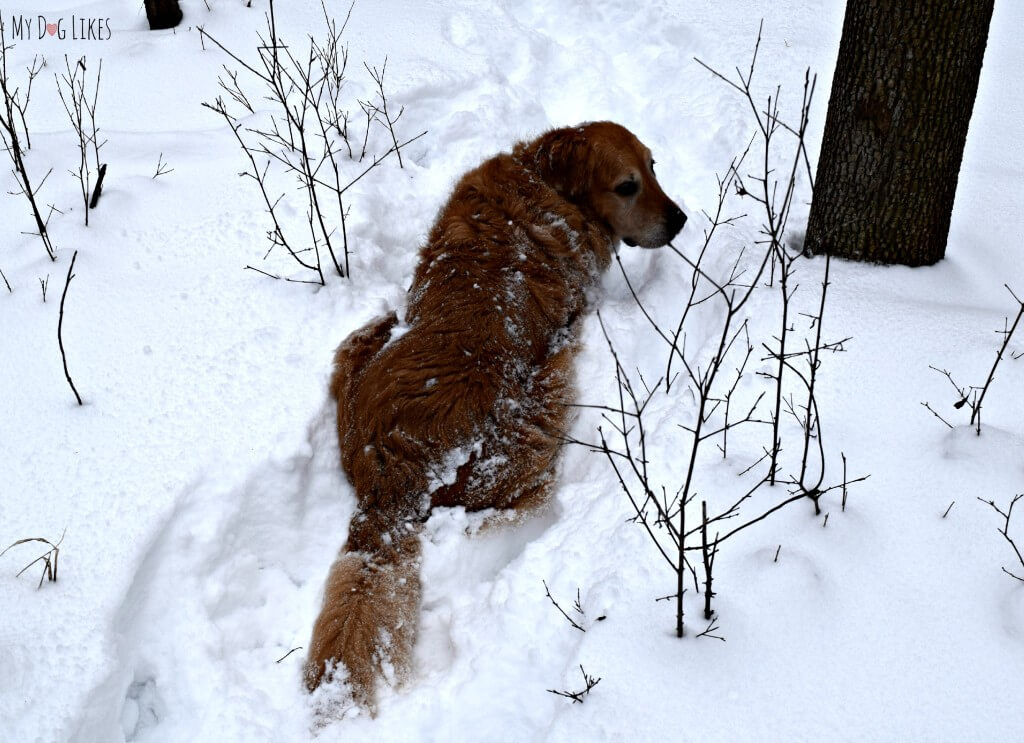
[614, 180, 638, 197]
[650, 159, 656, 174]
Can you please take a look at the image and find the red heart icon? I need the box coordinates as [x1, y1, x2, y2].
[46, 23, 58, 36]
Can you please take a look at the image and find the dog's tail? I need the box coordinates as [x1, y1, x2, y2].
[304, 507, 422, 710]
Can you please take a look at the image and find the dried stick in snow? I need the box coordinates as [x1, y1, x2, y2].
[58, 250, 83, 405]
[1, 529, 66, 588]
[978, 494, 1024, 583]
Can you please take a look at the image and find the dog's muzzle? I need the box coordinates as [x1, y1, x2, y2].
[623, 204, 688, 248]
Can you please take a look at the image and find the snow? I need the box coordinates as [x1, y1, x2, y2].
[2, 0, 1023, 741]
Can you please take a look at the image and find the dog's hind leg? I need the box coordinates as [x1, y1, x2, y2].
[329, 312, 397, 404]
[329, 312, 398, 466]
[478, 337, 581, 528]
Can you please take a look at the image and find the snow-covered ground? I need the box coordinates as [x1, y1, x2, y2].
[2, 1, 1023, 741]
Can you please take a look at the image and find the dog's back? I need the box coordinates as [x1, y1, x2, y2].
[342, 152, 613, 512]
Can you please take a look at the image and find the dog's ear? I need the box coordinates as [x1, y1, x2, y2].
[516, 127, 592, 201]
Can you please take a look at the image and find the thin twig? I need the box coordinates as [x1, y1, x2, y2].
[58, 250, 83, 405]
[153, 152, 174, 179]
[696, 616, 726, 641]
[275, 647, 303, 663]
[920, 401, 954, 429]
[543, 580, 585, 632]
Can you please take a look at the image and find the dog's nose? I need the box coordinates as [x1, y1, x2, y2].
[666, 204, 687, 238]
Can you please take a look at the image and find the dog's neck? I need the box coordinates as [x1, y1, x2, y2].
[514, 128, 588, 200]
[513, 129, 617, 253]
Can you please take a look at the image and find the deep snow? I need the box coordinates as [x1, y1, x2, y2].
[2, 1, 1024, 741]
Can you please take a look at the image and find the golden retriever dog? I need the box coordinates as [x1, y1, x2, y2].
[305, 121, 686, 708]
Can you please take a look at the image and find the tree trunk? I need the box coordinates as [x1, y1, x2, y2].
[145, 0, 183, 31]
[804, 0, 994, 266]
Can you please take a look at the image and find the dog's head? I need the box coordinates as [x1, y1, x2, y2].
[521, 121, 687, 248]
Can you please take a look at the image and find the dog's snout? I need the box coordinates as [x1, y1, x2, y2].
[666, 204, 687, 238]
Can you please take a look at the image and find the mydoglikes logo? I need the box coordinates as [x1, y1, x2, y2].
[7, 13, 112, 41]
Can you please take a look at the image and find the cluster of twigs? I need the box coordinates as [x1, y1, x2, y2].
[153, 152, 174, 179]
[0, 21, 56, 261]
[567, 30, 867, 639]
[199, 0, 425, 285]
[547, 665, 602, 704]
[55, 55, 106, 224]
[541, 581, 607, 702]
[1, 529, 66, 589]
[978, 494, 1024, 583]
[923, 285, 1024, 435]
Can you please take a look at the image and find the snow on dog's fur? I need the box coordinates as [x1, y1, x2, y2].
[305, 122, 686, 708]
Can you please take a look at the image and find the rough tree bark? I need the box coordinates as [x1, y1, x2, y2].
[145, 0, 183, 31]
[804, 0, 994, 266]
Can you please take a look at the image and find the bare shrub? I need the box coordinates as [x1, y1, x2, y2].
[199, 0, 425, 284]
[567, 28, 867, 638]
[55, 55, 106, 224]
[0, 23, 56, 261]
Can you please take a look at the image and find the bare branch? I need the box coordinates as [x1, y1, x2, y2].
[978, 494, 1024, 583]
[542, 580, 586, 633]
[547, 665, 602, 704]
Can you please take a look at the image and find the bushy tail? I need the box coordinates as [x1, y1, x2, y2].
[305, 510, 422, 710]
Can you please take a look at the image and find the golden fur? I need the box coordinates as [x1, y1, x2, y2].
[305, 122, 685, 708]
